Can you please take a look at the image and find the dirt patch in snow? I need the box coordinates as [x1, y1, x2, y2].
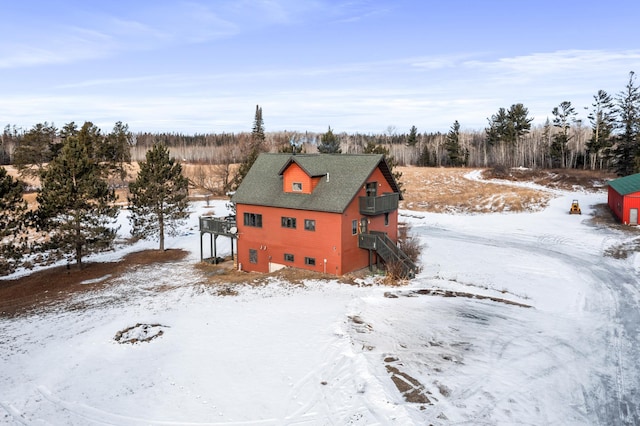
[383, 356, 432, 406]
[195, 259, 367, 287]
[384, 288, 532, 308]
[114, 323, 169, 344]
[0, 249, 188, 317]
[483, 167, 614, 192]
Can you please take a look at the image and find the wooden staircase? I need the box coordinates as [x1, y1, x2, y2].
[358, 231, 417, 279]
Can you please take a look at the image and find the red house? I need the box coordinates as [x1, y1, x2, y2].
[230, 153, 415, 276]
[608, 173, 640, 225]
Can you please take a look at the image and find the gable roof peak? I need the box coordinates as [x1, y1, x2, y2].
[233, 153, 400, 213]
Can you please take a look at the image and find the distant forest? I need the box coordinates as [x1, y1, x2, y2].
[2, 71, 639, 176]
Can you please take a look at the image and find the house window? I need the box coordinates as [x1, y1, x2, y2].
[284, 253, 294, 262]
[352, 219, 358, 235]
[366, 182, 377, 197]
[244, 213, 262, 228]
[385, 212, 389, 226]
[281, 217, 297, 228]
[304, 219, 316, 231]
[305, 257, 316, 266]
[249, 249, 258, 264]
[292, 182, 303, 192]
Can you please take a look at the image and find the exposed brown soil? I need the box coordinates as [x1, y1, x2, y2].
[483, 167, 615, 191]
[0, 249, 187, 317]
[195, 258, 364, 286]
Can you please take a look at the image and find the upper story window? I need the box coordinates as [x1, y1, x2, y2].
[366, 182, 377, 197]
[304, 219, 316, 231]
[292, 182, 303, 192]
[244, 213, 262, 228]
[281, 217, 297, 229]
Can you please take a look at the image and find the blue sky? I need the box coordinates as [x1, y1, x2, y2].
[1, 0, 640, 135]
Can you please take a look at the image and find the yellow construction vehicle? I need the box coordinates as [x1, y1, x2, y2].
[569, 199, 581, 215]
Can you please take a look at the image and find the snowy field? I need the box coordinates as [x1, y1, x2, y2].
[2, 174, 640, 425]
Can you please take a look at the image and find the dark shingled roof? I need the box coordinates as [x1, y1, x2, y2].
[232, 153, 401, 213]
[608, 173, 640, 196]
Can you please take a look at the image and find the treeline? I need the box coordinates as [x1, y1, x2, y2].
[2, 71, 638, 175]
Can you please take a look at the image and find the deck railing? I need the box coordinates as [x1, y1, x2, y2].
[359, 193, 399, 215]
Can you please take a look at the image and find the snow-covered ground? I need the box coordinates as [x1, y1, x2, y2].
[2, 176, 640, 425]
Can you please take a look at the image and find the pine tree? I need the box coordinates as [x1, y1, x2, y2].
[613, 71, 640, 176]
[233, 105, 266, 189]
[407, 125, 418, 147]
[37, 135, 118, 268]
[12, 122, 57, 177]
[445, 120, 466, 166]
[102, 121, 133, 180]
[485, 104, 532, 167]
[550, 101, 578, 168]
[0, 168, 28, 274]
[251, 105, 265, 143]
[128, 144, 189, 251]
[317, 126, 342, 153]
[586, 90, 616, 170]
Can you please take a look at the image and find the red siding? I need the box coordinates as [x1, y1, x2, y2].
[237, 162, 400, 275]
[237, 204, 344, 274]
[608, 186, 624, 222]
[608, 186, 640, 225]
[282, 163, 314, 194]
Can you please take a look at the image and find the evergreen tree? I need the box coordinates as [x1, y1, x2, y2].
[233, 105, 266, 189]
[76, 121, 102, 162]
[102, 121, 133, 180]
[445, 120, 466, 166]
[317, 126, 342, 153]
[128, 144, 189, 251]
[37, 135, 118, 268]
[407, 125, 418, 147]
[586, 90, 616, 170]
[251, 104, 265, 143]
[417, 144, 435, 167]
[550, 101, 578, 168]
[12, 122, 57, 177]
[509, 103, 534, 142]
[613, 71, 640, 176]
[0, 168, 27, 274]
[485, 104, 532, 166]
[486, 108, 514, 145]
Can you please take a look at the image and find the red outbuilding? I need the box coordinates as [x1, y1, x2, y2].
[608, 173, 640, 225]
[229, 153, 415, 277]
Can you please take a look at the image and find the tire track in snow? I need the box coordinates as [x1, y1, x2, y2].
[420, 224, 640, 424]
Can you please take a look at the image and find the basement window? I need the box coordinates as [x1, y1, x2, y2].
[284, 253, 294, 262]
[305, 257, 316, 266]
[292, 182, 303, 192]
[249, 249, 258, 264]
